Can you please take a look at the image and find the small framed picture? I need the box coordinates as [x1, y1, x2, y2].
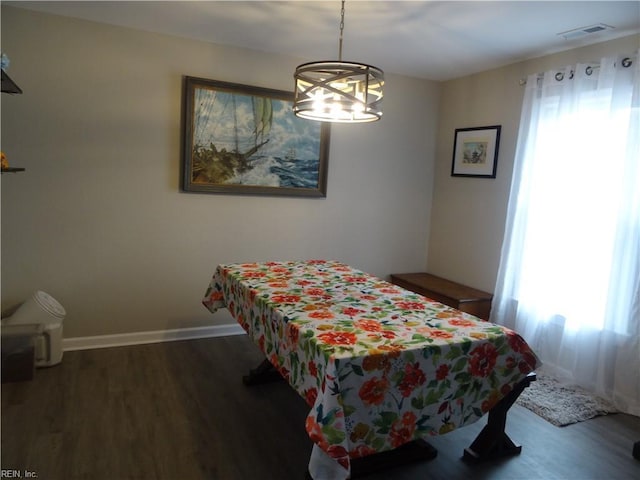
[451, 125, 501, 178]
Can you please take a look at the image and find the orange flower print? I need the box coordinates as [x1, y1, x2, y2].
[359, 294, 378, 301]
[287, 324, 300, 345]
[389, 412, 417, 448]
[396, 301, 426, 310]
[305, 287, 326, 296]
[506, 330, 528, 353]
[379, 287, 401, 295]
[377, 344, 403, 357]
[398, 362, 426, 397]
[350, 444, 377, 459]
[423, 328, 453, 340]
[355, 319, 382, 332]
[305, 416, 327, 449]
[308, 360, 318, 377]
[362, 355, 390, 372]
[469, 343, 498, 377]
[342, 307, 364, 317]
[436, 364, 449, 380]
[327, 445, 350, 468]
[380, 329, 397, 339]
[271, 294, 301, 303]
[449, 318, 477, 328]
[269, 266, 290, 274]
[209, 291, 224, 302]
[243, 271, 266, 278]
[304, 387, 318, 406]
[318, 331, 358, 346]
[343, 275, 367, 283]
[309, 310, 335, 320]
[401, 411, 417, 426]
[358, 376, 389, 406]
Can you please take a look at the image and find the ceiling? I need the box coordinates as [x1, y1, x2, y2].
[6, 1, 640, 81]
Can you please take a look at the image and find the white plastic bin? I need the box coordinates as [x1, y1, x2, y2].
[6, 291, 66, 326]
[3, 291, 66, 366]
[1, 324, 41, 382]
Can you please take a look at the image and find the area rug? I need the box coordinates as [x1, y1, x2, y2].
[516, 373, 618, 427]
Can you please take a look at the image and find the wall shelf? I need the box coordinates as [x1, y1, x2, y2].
[2, 68, 24, 173]
[1, 70, 23, 94]
[1, 167, 26, 174]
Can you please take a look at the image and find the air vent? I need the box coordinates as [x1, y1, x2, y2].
[558, 23, 614, 40]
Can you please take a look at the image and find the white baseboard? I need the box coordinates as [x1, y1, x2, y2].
[62, 323, 246, 352]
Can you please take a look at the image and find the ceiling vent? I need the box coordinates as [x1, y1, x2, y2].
[558, 23, 615, 40]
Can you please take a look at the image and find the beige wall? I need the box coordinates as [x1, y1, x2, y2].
[4, 5, 634, 340]
[428, 34, 640, 293]
[1, 6, 439, 338]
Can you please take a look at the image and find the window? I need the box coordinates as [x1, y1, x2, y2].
[492, 52, 639, 415]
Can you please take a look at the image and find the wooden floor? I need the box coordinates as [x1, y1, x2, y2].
[2, 335, 639, 479]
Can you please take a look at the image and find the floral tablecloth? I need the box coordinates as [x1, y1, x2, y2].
[202, 260, 540, 479]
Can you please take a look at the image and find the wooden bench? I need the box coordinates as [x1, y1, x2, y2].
[390, 272, 493, 320]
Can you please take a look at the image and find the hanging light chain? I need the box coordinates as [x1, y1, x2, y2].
[338, 0, 345, 61]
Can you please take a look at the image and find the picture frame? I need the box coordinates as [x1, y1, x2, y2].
[181, 76, 331, 196]
[451, 125, 501, 178]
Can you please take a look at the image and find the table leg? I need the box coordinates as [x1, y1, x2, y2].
[305, 439, 437, 480]
[242, 358, 285, 386]
[463, 372, 536, 463]
[351, 439, 438, 477]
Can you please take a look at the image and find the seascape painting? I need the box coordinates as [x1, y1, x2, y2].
[181, 77, 330, 196]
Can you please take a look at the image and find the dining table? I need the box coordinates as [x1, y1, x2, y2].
[202, 260, 540, 479]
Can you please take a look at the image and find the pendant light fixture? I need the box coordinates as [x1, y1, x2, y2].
[293, 0, 384, 123]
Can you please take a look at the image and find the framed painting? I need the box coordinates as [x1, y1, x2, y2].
[451, 125, 501, 178]
[181, 76, 331, 196]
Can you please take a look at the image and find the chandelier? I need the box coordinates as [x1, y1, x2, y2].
[293, 0, 384, 123]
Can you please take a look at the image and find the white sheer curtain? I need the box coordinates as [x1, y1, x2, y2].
[492, 50, 640, 416]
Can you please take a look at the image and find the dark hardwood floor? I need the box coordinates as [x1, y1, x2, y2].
[2, 335, 639, 479]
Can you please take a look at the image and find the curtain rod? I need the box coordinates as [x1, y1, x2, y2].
[519, 57, 634, 86]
